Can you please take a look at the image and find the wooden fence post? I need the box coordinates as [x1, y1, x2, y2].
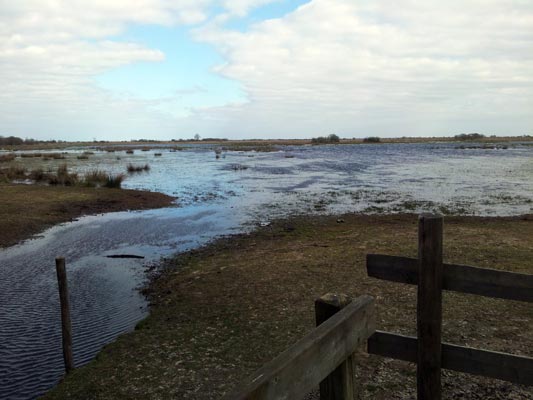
[417, 214, 443, 400]
[315, 293, 356, 400]
[55, 257, 74, 374]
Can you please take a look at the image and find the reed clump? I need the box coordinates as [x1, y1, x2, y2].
[0, 166, 28, 181]
[127, 163, 150, 173]
[48, 164, 79, 186]
[1, 163, 125, 189]
[0, 153, 16, 163]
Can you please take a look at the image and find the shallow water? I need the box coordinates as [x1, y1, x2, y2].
[0, 142, 532, 399]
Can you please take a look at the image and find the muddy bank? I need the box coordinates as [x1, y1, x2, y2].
[43, 214, 532, 399]
[0, 184, 175, 248]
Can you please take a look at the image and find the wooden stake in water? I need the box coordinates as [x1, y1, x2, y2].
[55, 257, 73, 373]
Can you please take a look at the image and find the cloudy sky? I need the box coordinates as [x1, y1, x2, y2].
[1, 0, 532, 141]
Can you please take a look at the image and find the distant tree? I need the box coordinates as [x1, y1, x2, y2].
[328, 134, 340, 142]
[311, 134, 340, 144]
[194, 134, 201, 141]
[363, 136, 381, 143]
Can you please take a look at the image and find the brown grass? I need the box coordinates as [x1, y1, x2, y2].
[43, 214, 532, 399]
[0, 184, 175, 248]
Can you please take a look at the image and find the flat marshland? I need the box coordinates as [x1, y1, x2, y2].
[43, 214, 532, 399]
[0, 140, 532, 399]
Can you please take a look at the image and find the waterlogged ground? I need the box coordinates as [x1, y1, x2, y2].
[0, 142, 532, 399]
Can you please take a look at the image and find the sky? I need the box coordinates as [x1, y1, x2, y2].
[0, 0, 532, 141]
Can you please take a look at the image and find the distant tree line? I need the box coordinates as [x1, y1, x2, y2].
[311, 134, 340, 144]
[0, 136, 64, 146]
[454, 133, 485, 140]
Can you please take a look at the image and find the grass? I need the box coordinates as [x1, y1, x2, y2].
[43, 214, 532, 399]
[0, 184, 175, 248]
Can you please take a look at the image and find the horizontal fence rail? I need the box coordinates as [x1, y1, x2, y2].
[224, 295, 375, 400]
[367, 254, 533, 303]
[368, 331, 533, 386]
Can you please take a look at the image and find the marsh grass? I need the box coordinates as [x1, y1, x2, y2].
[20, 153, 43, 158]
[48, 164, 79, 186]
[127, 163, 150, 173]
[42, 152, 65, 160]
[0, 166, 27, 181]
[0, 154, 16, 163]
[84, 170, 126, 188]
[104, 174, 125, 188]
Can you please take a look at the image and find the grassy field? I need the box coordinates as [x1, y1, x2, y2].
[0, 184, 174, 248]
[43, 214, 532, 399]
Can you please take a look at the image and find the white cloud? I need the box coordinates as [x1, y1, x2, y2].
[1, 0, 532, 139]
[193, 0, 533, 137]
[0, 0, 222, 139]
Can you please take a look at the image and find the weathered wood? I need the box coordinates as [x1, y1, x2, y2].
[223, 295, 375, 400]
[55, 257, 74, 374]
[366, 254, 533, 302]
[417, 214, 443, 400]
[315, 294, 356, 400]
[368, 331, 533, 386]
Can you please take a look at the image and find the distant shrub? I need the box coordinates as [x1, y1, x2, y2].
[311, 134, 340, 144]
[455, 133, 485, 141]
[363, 137, 381, 143]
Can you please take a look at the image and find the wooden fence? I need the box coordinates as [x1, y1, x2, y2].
[225, 213, 532, 399]
[366, 213, 533, 399]
[223, 294, 375, 400]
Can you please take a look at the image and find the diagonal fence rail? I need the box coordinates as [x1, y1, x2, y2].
[223, 295, 375, 400]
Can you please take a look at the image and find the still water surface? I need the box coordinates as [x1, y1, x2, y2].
[0, 142, 531, 399]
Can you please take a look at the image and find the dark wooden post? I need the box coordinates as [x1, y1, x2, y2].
[417, 214, 443, 400]
[315, 293, 356, 400]
[55, 257, 74, 374]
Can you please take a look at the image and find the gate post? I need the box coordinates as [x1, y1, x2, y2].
[417, 214, 443, 400]
[315, 293, 356, 400]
